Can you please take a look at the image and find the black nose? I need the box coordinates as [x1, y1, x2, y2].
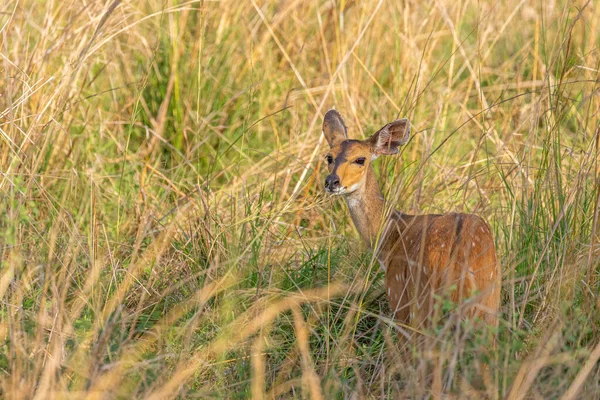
[325, 174, 340, 190]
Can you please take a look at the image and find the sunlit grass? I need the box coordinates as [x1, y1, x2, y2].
[1, 0, 599, 398]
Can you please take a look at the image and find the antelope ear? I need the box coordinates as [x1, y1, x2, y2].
[368, 119, 410, 156]
[322, 109, 348, 147]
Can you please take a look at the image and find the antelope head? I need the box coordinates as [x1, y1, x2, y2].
[322, 109, 410, 195]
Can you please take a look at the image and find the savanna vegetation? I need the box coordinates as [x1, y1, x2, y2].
[1, 0, 599, 398]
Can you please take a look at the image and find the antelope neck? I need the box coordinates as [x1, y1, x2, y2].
[344, 166, 385, 247]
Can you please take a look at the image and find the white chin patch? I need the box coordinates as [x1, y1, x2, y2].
[327, 187, 347, 195]
[346, 183, 360, 193]
[370, 154, 379, 161]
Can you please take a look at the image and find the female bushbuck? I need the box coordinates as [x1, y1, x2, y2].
[322, 109, 501, 337]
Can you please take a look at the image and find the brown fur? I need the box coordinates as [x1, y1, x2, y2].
[380, 212, 500, 330]
[323, 109, 501, 336]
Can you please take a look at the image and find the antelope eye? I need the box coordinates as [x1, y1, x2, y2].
[326, 155, 333, 164]
[354, 157, 366, 165]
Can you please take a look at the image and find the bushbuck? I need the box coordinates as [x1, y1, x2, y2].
[322, 109, 501, 339]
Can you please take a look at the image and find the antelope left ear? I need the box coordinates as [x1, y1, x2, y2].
[368, 119, 410, 156]
[322, 109, 348, 148]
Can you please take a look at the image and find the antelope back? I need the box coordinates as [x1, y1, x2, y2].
[381, 212, 500, 328]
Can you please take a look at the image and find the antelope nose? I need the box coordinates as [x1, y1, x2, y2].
[325, 174, 340, 190]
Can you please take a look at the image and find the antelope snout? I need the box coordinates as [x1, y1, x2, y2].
[324, 174, 341, 192]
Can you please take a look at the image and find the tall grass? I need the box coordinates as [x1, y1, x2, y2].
[1, 0, 599, 398]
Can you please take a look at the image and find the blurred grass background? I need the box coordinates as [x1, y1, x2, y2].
[1, 0, 599, 398]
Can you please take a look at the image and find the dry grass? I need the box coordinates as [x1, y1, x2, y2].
[1, 0, 599, 398]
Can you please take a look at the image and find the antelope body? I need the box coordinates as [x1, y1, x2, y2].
[322, 109, 501, 334]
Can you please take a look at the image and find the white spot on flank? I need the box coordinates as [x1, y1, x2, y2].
[395, 274, 399, 281]
[490, 272, 493, 279]
[480, 227, 485, 233]
[441, 243, 445, 248]
[387, 287, 391, 296]
[410, 312, 414, 320]
[472, 242, 476, 247]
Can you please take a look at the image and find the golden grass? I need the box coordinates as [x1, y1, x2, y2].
[1, 0, 600, 398]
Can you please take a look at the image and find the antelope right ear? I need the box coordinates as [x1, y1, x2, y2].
[368, 118, 410, 156]
[322, 109, 348, 148]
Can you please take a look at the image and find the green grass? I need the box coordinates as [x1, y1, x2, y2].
[1, 0, 600, 398]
